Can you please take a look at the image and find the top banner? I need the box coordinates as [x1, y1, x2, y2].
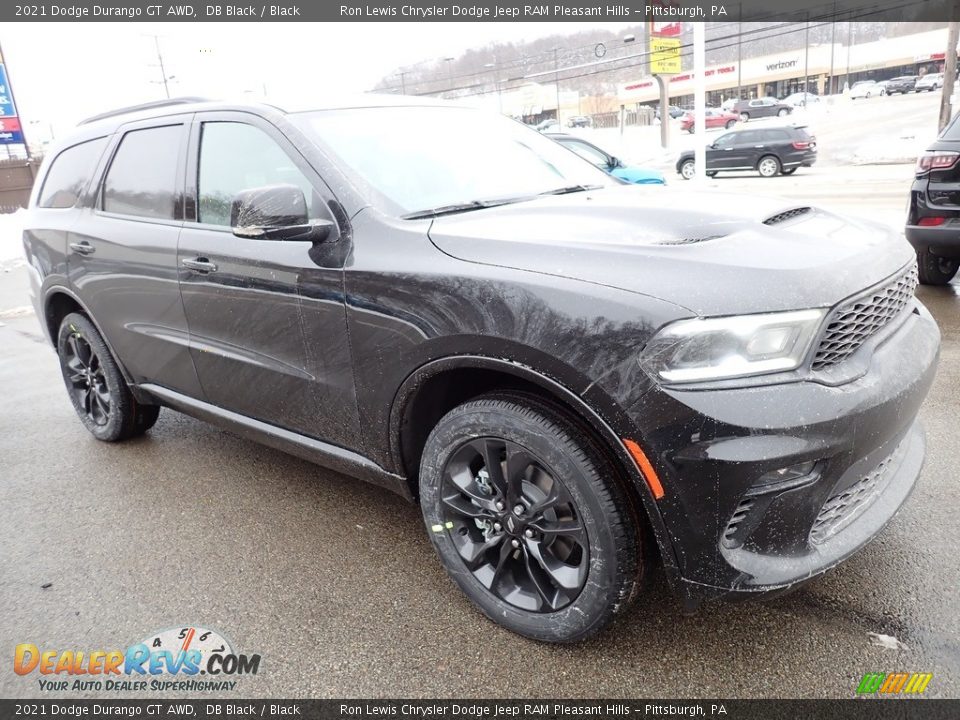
[6, 0, 960, 23]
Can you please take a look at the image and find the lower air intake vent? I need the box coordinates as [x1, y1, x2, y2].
[722, 497, 756, 548]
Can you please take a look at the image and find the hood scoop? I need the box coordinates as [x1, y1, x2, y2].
[654, 234, 726, 246]
[764, 207, 812, 225]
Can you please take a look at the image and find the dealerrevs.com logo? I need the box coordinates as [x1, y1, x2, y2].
[14, 626, 261, 692]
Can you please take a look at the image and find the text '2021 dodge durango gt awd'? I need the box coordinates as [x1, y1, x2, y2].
[23, 96, 939, 642]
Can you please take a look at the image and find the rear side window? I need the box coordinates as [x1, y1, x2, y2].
[103, 125, 182, 220]
[941, 114, 960, 140]
[760, 129, 791, 142]
[38, 137, 109, 209]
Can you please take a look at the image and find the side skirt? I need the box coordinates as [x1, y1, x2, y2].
[138, 383, 413, 502]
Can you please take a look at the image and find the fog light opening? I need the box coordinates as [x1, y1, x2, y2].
[749, 460, 819, 495]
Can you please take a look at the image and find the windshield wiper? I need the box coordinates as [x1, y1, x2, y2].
[402, 196, 529, 220]
[539, 183, 604, 196]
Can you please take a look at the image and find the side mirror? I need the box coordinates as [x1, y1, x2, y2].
[608, 156, 621, 169]
[230, 184, 334, 243]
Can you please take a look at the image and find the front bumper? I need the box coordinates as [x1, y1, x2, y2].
[627, 303, 939, 604]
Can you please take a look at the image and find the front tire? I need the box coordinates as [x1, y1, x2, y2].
[916, 249, 960, 286]
[777, 108, 789, 117]
[725, 119, 736, 129]
[57, 313, 160, 442]
[680, 159, 696, 180]
[781, 167, 798, 175]
[419, 395, 643, 642]
[757, 155, 781, 178]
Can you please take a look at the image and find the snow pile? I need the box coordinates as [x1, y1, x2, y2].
[846, 135, 926, 166]
[0, 209, 26, 267]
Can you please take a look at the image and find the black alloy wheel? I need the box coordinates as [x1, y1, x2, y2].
[57, 312, 161, 441]
[439, 436, 588, 612]
[63, 330, 111, 427]
[420, 395, 644, 642]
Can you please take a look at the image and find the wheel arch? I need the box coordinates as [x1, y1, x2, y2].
[42, 286, 139, 389]
[389, 354, 681, 579]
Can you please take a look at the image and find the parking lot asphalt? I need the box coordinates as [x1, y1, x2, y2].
[1, 169, 959, 699]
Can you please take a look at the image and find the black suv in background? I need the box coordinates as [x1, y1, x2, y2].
[676, 125, 817, 179]
[907, 115, 960, 284]
[733, 97, 793, 120]
[24, 97, 937, 643]
[884, 76, 919, 95]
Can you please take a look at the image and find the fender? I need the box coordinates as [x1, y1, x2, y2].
[40, 284, 150, 402]
[388, 354, 682, 585]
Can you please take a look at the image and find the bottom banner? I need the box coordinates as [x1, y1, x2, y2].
[0, 700, 957, 720]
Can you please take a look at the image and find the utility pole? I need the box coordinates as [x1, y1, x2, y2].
[553, 47, 561, 124]
[804, 17, 810, 98]
[829, 8, 836, 95]
[396, 71, 407, 95]
[940, 21, 960, 132]
[144, 34, 173, 98]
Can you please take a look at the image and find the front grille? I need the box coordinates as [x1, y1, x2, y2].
[812, 265, 918, 371]
[810, 455, 895, 544]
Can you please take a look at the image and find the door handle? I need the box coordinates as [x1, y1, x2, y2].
[69, 241, 95, 255]
[182, 257, 218, 274]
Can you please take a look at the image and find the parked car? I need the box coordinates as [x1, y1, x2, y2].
[680, 108, 740, 133]
[850, 81, 883, 99]
[906, 116, 960, 284]
[547, 133, 665, 184]
[566, 115, 591, 128]
[676, 125, 817, 179]
[24, 96, 937, 643]
[885, 76, 919, 95]
[916, 73, 944, 92]
[782, 92, 820, 107]
[533, 118, 560, 132]
[655, 104, 687, 120]
[733, 97, 793, 120]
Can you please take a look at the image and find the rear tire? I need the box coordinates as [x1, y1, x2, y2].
[707, 171, 718, 178]
[418, 395, 643, 642]
[916, 249, 960, 286]
[740, 112, 750, 121]
[757, 155, 781, 178]
[777, 108, 789, 117]
[57, 313, 161, 442]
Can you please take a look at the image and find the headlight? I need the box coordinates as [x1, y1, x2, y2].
[640, 309, 826, 384]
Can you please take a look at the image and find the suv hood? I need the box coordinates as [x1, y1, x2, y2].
[428, 186, 913, 316]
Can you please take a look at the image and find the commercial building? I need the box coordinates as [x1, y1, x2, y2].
[617, 27, 950, 108]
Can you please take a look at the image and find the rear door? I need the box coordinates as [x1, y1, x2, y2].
[70, 116, 203, 396]
[177, 112, 361, 448]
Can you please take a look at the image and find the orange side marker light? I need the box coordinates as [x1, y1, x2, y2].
[623, 438, 664, 500]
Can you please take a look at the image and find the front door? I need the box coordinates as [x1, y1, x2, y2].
[177, 114, 361, 449]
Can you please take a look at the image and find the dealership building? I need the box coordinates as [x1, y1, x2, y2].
[616, 27, 951, 108]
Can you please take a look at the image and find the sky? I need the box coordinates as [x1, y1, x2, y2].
[3, 22, 633, 144]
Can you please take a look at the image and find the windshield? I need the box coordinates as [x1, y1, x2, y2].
[290, 105, 615, 216]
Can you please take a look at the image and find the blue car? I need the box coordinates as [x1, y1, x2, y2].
[547, 133, 665, 185]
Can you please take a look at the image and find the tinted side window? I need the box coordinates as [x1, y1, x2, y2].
[563, 140, 609, 167]
[760, 129, 791, 142]
[733, 130, 761, 144]
[103, 125, 182, 220]
[197, 122, 315, 227]
[38, 137, 109, 209]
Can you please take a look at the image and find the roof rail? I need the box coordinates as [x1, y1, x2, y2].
[78, 97, 212, 125]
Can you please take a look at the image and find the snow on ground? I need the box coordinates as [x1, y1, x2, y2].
[0, 209, 26, 267]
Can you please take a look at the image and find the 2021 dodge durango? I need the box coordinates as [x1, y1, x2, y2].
[23, 96, 939, 642]
[906, 114, 960, 285]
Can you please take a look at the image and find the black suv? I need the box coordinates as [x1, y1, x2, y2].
[24, 97, 938, 643]
[884, 76, 919, 95]
[676, 126, 817, 179]
[733, 97, 793, 120]
[906, 116, 960, 284]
